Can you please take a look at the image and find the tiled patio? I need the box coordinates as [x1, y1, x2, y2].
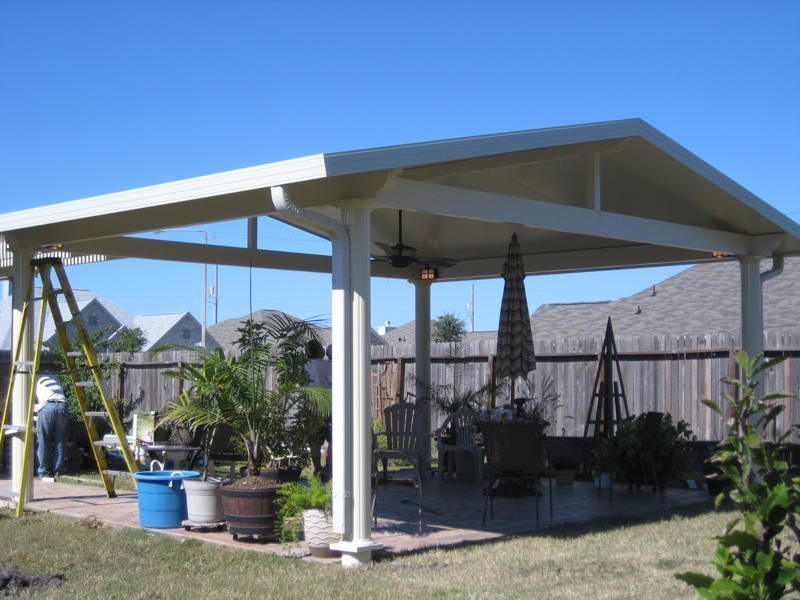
[0, 474, 711, 559]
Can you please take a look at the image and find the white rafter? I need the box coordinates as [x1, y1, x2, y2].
[375, 178, 775, 256]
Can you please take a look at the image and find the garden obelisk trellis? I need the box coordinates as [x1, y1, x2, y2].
[583, 317, 630, 441]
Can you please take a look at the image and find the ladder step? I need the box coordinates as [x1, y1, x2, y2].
[93, 440, 121, 448]
[66, 351, 84, 357]
[16, 360, 34, 366]
[85, 411, 109, 418]
[2, 424, 36, 435]
[75, 382, 96, 387]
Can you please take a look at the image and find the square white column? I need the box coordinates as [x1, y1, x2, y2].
[11, 249, 34, 503]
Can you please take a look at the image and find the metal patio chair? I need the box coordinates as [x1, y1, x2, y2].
[481, 421, 553, 527]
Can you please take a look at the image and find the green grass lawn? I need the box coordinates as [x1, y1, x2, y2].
[0, 506, 723, 599]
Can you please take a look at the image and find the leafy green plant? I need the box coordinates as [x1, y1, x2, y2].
[275, 475, 332, 542]
[676, 352, 800, 599]
[514, 374, 562, 432]
[615, 412, 693, 486]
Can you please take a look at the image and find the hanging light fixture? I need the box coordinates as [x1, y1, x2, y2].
[420, 265, 438, 281]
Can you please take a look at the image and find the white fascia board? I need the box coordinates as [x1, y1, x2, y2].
[0, 154, 327, 234]
[376, 179, 757, 255]
[323, 119, 643, 177]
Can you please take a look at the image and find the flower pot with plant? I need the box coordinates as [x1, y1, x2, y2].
[276, 475, 340, 558]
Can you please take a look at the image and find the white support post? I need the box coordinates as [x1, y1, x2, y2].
[739, 256, 765, 394]
[414, 280, 432, 471]
[332, 206, 381, 567]
[330, 227, 352, 537]
[11, 248, 34, 503]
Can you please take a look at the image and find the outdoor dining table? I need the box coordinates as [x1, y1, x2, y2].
[137, 444, 202, 470]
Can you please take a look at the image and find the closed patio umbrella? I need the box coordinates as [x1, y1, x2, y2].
[495, 233, 536, 403]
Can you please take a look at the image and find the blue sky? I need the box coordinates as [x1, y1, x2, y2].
[1, 2, 798, 332]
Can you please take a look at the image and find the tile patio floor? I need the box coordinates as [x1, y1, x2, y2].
[0, 473, 711, 559]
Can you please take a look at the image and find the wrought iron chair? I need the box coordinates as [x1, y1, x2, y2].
[434, 408, 482, 484]
[481, 421, 553, 527]
[373, 403, 425, 532]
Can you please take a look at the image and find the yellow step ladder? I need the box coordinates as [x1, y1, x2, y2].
[0, 257, 138, 516]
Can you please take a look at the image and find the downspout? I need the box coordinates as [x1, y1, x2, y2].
[270, 186, 352, 537]
[760, 255, 784, 285]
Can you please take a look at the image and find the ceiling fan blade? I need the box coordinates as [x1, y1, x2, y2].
[374, 242, 395, 254]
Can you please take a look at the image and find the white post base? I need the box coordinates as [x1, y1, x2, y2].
[331, 540, 383, 568]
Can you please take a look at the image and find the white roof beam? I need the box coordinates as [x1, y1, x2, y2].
[376, 178, 764, 256]
[61, 236, 404, 278]
[435, 244, 715, 281]
[63, 237, 332, 273]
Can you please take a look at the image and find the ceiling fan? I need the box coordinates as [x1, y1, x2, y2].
[373, 210, 458, 269]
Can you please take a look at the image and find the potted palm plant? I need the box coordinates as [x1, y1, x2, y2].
[276, 475, 339, 558]
[160, 347, 232, 526]
[161, 314, 330, 541]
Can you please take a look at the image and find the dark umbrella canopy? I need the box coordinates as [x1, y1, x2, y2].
[496, 233, 536, 381]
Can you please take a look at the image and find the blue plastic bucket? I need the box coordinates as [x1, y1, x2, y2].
[133, 470, 200, 528]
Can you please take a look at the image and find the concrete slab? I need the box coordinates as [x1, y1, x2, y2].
[0, 475, 712, 559]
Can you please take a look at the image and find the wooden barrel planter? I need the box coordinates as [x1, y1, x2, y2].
[220, 483, 279, 541]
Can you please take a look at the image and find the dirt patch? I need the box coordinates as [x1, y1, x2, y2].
[0, 563, 65, 596]
[227, 475, 280, 491]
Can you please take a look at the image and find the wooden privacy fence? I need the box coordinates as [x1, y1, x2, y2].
[2, 330, 799, 444]
[371, 331, 800, 444]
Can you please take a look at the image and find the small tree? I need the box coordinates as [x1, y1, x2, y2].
[432, 312, 466, 343]
[99, 326, 147, 353]
[676, 351, 800, 598]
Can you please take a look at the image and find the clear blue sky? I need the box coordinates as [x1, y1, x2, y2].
[2, 2, 798, 333]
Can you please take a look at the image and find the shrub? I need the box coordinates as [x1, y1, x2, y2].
[615, 412, 693, 485]
[676, 352, 800, 598]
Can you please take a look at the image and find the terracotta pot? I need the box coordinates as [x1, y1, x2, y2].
[302, 509, 340, 558]
[220, 483, 279, 541]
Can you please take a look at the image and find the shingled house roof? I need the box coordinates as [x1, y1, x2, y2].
[381, 257, 800, 345]
[531, 257, 800, 339]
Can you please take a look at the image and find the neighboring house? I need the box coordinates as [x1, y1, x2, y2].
[0, 288, 218, 352]
[381, 257, 800, 343]
[209, 309, 386, 356]
[530, 257, 800, 339]
[380, 319, 496, 346]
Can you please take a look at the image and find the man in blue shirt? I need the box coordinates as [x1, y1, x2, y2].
[34, 375, 70, 478]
